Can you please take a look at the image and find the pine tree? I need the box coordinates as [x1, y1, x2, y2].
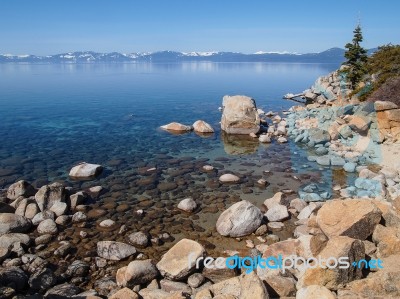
[343, 25, 368, 89]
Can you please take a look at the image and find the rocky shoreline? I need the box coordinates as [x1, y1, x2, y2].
[1, 70, 400, 298]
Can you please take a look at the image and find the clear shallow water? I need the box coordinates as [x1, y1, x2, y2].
[0, 62, 337, 184]
[0, 62, 342, 258]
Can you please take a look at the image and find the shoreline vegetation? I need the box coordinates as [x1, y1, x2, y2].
[1, 44, 400, 298]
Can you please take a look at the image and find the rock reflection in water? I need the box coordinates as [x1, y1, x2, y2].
[220, 132, 259, 155]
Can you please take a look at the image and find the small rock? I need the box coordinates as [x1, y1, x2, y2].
[255, 224, 268, 236]
[109, 288, 139, 299]
[7, 180, 35, 200]
[265, 204, 289, 222]
[66, 260, 90, 277]
[202, 165, 214, 171]
[0, 233, 30, 249]
[216, 200, 263, 237]
[296, 285, 336, 299]
[192, 120, 214, 133]
[55, 215, 71, 225]
[127, 232, 149, 248]
[72, 211, 87, 223]
[160, 122, 192, 132]
[177, 198, 197, 212]
[343, 162, 357, 173]
[187, 273, 205, 288]
[97, 241, 136, 261]
[0, 213, 31, 235]
[99, 219, 116, 228]
[267, 222, 284, 231]
[28, 268, 57, 291]
[219, 174, 240, 183]
[117, 259, 158, 287]
[49, 202, 68, 217]
[37, 219, 58, 235]
[277, 136, 288, 143]
[44, 283, 81, 297]
[259, 134, 271, 143]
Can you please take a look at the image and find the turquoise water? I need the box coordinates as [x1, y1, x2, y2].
[0, 62, 337, 187]
[1, 62, 347, 257]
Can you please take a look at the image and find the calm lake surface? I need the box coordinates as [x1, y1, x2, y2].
[0, 62, 341, 256]
[0, 62, 337, 183]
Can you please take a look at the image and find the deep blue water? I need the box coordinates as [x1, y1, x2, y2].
[0, 62, 338, 188]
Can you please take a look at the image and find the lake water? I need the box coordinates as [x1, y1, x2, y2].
[0, 62, 341, 257]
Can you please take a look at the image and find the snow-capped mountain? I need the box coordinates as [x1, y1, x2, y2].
[0, 48, 376, 64]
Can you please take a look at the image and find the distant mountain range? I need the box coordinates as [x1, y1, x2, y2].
[0, 48, 377, 64]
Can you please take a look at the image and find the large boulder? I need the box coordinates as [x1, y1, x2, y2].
[156, 238, 205, 280]
[216, 200, 263, 237]
[35, 182, 67, 212]
[316, 199, 382, 240]
[299, 236, 365, 290]
[221, 95, 260, 134]
[69, 162, 103, 179]
[337, 254, 400, 298]
[0, 213, 31, 235]
[7, 180, 35, 200]
[195, 272, 269, 299]
[192, 120, 214, 133]
[97, 241, 136, 261]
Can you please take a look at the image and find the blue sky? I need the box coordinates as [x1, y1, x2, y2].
[1, 0, 399, 55]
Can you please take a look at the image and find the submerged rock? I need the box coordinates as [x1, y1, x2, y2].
[97, 241, 137, 261]
[160, 122, 192, 132]
[69, 162, 103, 179]
[177, 197, 197, 212]
[221, 95, 260, 134]
[127, 232, 149, 248]
[216, 200, 263, 237]
[219, 173, 240, 183]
